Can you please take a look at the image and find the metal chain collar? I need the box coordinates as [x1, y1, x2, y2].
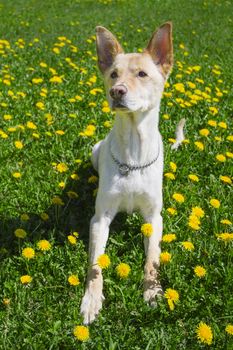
[110, 142, 160, 176]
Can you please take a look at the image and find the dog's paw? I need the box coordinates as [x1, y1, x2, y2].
[80, 289, 104, 324]
[143, 283, 163, 306]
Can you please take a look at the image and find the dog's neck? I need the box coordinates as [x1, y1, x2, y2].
[111, 105, 161, 165]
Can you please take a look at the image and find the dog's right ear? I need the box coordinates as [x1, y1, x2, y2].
[96, 26, 124, 74]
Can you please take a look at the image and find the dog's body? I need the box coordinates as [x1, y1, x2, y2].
[81, 23, 173, 324]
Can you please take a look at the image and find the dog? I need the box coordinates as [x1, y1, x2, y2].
[81, 22, 175, 324]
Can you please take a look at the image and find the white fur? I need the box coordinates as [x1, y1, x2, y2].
[81, 24, 174, 324]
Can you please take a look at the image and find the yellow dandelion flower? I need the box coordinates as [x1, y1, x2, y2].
[194, 141, 204, 151]
[209, 106, 218, 115]
[181, 241, 194, 251]
[12, 172, 21, 178]
[225, 324, 233, 335]
[49, 75, 63, 83]
[37, 240, 51, 251]
[52, 196, 64, 206]
[15, 228, 27, 239]
[32, 77, 43, 84]
[73, 325, 89, 341]
[36, 101, 45, 110]
[191, 206, 205, 218]
[169, 162, 177, 172]
[20, 214, 29, 221]
[207, 119, 217, 127]
[220, 175, 232, 184]
[172, 193, 185, 203]
[97, 254, 111, 269]
[227, 135, 233, 141]
[196, 322, 213, 345]
[210, 198, 220, 208]
[216, 154, 226, 162]
[226, 151, 233, 158]
[188, 174, 199, 182]
[71, 174, 79, 180]
[218, 121, 227, 129]
[199, 128, 209, 137]
[164, 172, 176, 180]
[220, 219, 232, 225]
[67, 191, 78, 199]
[67, 235, 77, 245]
[68, 275, 80, 286]
[20, 275, 32, 284]
[116, 263, 131, 278]
[167, 207, 177, 215]
[160, 251, 172, 263]
[102, 106, 111, 113]
[216, 233, 233, 241]
[188, 218, 200, 230]
[26, 121, 37, 129]
[162, 234, 177, 243]
[194, 265, 206, 278]
[88, 175, 98, 183]
[40, 212, 49, 221]
[164, 288, 179, 311]
[14, 141, 23, 149]
[3, 298, 10, 306]
[56, 163, 68, 173]
[141, 223, 153, 237]
[22, 247, 35, 260]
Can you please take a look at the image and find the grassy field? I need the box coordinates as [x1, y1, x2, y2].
[0, 0, 233, 348]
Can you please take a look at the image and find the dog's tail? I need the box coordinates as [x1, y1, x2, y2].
[171, 118, 186, 150]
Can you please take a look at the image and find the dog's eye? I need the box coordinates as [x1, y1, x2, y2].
[138, 71, 147, 77]
[110, 71, 118, 79]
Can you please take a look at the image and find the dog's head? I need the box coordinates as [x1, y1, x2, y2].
[96, 23, 173, 113]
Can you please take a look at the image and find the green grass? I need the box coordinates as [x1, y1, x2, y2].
[0, 0, 233, 348]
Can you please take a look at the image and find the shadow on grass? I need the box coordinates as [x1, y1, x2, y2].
[0, 160, 142, 262]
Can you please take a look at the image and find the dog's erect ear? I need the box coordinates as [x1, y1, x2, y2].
[145, 22, 173, 77]
[96, 26, 124, 74]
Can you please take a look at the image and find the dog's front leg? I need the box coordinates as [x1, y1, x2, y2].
[80, 213, 113, 324]
[143, 211, 163, 305]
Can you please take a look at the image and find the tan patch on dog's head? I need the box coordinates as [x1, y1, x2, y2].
[95, 23, 173, 112]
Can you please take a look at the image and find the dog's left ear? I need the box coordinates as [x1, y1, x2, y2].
[96, 26, 124, 74]
[145, 22, 173, 77]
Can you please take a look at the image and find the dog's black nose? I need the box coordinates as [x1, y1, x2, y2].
[110, 85, 127, 100]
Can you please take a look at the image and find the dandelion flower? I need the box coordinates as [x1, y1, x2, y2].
[15, 228, 27, 239]
[191, 206, 205, 218]
[88, 175, 98, 183]
[188, 174, 199, 182]
[97, 254, 111, 269]
[164, 172, 176, 180]
[181, 241, 194, 251]
[169, 162, 177, 172]
[22, 247, 35, 260]
[73, 325, 89, 341]
[14, 141, 23, 149]
[141, 223, 153, 237]
[116, 263, 131, 278]
[68, 275, 80, 286]
[20, 275, 32, 284]
[167, 207, 177, 215]
[188, 214, 200, 230]
[67, 235, 77, 244]
[160, 251, 172, 263]
[162, 234, 177, 243]
[194, 141, 204, 151]
[56, 163, 68, 173]
[225, 324, 233, 335]
[52, 196, 64, 206]
[164, 288, 179, 311]
[210, 198, 220, 208]
[196, 322, 213, 345]
[172, 193, 185, 203]
[37, 240, 51, 251]
[40, 212, 49, 221]
[220, 219, 232, 225]
[216, 154, 226, 162]
[194, 265, 206, 278]
[21, 214, 29, 221]
[220, 176, 232, 184]
[216, 233, 233, 241]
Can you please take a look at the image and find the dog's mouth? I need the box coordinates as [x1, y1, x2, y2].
[111, 100, 128, 111]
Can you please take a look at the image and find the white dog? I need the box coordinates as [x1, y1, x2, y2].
[81, 22, 177, 324]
